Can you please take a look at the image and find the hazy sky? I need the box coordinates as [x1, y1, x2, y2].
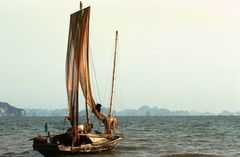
[0, 0, 240, 113]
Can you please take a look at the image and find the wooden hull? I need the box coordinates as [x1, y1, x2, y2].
[32, 133, 123, 156]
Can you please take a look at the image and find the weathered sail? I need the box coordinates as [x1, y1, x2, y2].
[66, 7, 106, 128]
[65, 7, 90, 127]
[77, 9, 106, 121]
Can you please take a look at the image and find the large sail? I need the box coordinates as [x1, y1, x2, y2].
[66, 7, 106, 127]
[65, 7, 90, 127]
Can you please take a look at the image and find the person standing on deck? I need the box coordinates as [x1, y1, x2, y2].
[44, 122, 48, 134]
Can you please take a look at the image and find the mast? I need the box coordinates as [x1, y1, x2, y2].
[79, 1, 90, 127]
[108, 31, 119, 117]
[80, 1, 83, 10]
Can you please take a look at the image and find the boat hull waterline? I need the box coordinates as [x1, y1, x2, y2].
[33, 134, 123, 156]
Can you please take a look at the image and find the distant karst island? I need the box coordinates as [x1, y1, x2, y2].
[24, 105, 240, 117]
[1, 101, 239, 117]
[0, 102, 26, 117]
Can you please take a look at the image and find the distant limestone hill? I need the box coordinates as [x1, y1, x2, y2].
[24, 108, 68, 117]
[116, 105, 240, 116]
[24, 107, 115, 117]
[24, 105, 240, 117]
[116, 105, 215, 116]
[0, 102, 26, 117]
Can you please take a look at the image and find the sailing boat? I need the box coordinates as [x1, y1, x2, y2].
[32, 3, 123, 156]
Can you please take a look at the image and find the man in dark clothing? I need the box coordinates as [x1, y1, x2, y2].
[96, 103, 102, 113]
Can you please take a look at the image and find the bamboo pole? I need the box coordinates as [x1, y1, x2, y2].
[108, 31, 119, 117]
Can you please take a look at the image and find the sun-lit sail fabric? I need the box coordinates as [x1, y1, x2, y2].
[66, 7, 106, 128]
[77, 8, 106, 121]
[65, 8, 85, 127]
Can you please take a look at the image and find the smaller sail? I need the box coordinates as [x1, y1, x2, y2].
[76, 7, 107, 121]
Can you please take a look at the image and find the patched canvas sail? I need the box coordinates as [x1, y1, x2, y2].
[66, 7, 106, 127]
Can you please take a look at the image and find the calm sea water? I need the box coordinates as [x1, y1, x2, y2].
[0, 116, 240, 157]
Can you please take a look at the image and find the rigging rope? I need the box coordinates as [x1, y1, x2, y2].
[89, 47, 102, 104]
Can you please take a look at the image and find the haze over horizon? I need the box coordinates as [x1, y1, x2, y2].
[0, 0, 240, 113]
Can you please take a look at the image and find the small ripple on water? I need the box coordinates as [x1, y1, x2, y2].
[161, 154, 223, 157]
[117, 144, 138, 151]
